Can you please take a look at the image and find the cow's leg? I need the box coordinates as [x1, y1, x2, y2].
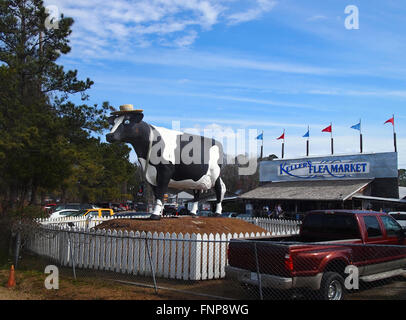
[150, 165, 174, 220]
[190, 190, 200, 216]
[214, 177, 226, 216]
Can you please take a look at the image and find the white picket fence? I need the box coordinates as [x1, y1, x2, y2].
[37, 216, 302, 237]
[29, 216, 301, 281]
[238, 217, 302, 236]
[26, 225, 271, 281]
[37, 215, 151, 229]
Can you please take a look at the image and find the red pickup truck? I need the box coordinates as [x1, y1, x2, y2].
[226, 210, 406, 300]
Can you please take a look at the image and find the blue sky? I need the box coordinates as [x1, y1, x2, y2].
[46, 0, 406, 167]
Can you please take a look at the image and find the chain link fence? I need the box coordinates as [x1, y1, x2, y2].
[19, 216, 406, 300]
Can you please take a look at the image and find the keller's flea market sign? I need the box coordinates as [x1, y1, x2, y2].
[260, 152, 398, 182]
[279, 160, 369, 179]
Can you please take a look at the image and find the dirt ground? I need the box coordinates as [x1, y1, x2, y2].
[94, 216, 267, 235]
[2, 253, 406, 300]
[0, 254, 248, 301]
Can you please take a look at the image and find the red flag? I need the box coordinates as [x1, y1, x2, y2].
[384, 117, 394, 126]
[277, 132, 285, 140]
[322, 125, 332, 133]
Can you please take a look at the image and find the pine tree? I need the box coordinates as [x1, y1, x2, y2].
[0, 0, 108, 209]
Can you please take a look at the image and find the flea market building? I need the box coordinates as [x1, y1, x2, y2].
[238, 152, 406, 217]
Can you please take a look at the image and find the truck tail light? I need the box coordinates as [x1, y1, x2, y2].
[284, 254, 294, 273]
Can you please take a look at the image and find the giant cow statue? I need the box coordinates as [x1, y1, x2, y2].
[106, 104, 226, 220]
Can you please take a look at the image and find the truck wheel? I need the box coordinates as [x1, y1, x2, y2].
[319, 272, 345, 301]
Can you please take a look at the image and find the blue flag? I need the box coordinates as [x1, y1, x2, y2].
[351, 122, 361, 131]
[303, 130, 310, 138]
[256, 133, 263, 140]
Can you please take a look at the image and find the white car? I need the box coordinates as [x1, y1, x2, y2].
[49, 209, 79, 219]
[389, 212, 406, 228]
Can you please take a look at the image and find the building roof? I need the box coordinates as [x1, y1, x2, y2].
[399, 187, 406, 200]
[352, 195, 406, 204]
[175, 191, 194, 200]
[239, 179, 373, 201]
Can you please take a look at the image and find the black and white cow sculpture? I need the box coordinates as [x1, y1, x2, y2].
[106, 105, 226, 220]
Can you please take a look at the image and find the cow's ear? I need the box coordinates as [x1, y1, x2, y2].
[128, 113, 144, 123]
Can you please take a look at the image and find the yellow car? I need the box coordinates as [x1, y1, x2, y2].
[70, 208, 114, 218]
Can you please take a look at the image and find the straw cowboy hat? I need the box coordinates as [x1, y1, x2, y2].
[111, 104, 144, 115]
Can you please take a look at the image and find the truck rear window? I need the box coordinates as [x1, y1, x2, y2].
[302, 214, 360, 240]
[363, 216, 383, 238]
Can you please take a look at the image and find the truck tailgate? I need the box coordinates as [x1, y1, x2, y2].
[228, 239, 292, 277]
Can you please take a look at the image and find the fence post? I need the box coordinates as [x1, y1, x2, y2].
[145, 234, 158, 295]
[208, 233, 214, 280]
[201, 233, 208, 280]
[190, 233, 202, 281]
[220, 233, 227, 278]
[122, 231, 129, 273]
[254, 242, 263, 300]
[170, 232, 177, 279]
[182, 233, 190, 281]
[115, 230, 123, 273]
[214, 233, 220, 279]
[176, 233, 183, 280]
[139, 231, 146, 276]
[157, 232, 165, 277]
[133, 231, 141, 275]
[163, 232, 171, 278]
[127, 231, 134, 274]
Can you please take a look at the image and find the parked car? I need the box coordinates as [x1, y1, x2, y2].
[236, 212, 254, 219]
[163, 204, 178, 216]
[389, 212, 406, 228]
[197, 210, 215, 217]
[226, 210, 406, 300]
[134, 202, 148, 212]
[177, 206, 190, 216]
[220, 212, 238, 218]
[52, 203, 98, 213]
[49, 209, 79, 219]
[68, 208, 114, 218]
[114, 211, 150, 217]
[110, 203, 125, 212]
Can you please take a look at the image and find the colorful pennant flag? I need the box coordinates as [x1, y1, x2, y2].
[351, 122, 361, 131]
[303, 129, 310, 138]
[256, 133, 263, 140]
[277, 132, 285, 140]
[385, 116, 395, 126]
[322, 124, 332, 133]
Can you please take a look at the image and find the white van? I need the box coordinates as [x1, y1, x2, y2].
[50, 209, 79, 219]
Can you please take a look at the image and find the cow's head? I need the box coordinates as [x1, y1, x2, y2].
[106, 112, 145, 143]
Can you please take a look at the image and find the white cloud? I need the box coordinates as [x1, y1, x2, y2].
[227, 0, 277, 25]
[306, 15, 328, 22]
[45, 0, 276, 51]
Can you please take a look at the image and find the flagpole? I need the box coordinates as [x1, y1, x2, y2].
[282, 129, 285, 159]
[330, 122, 334, 155]
[360, 118, 363, 153]
[306, 125, 310, 157]
[260, 130, 264, 159]
[393, 114, 397, 153]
